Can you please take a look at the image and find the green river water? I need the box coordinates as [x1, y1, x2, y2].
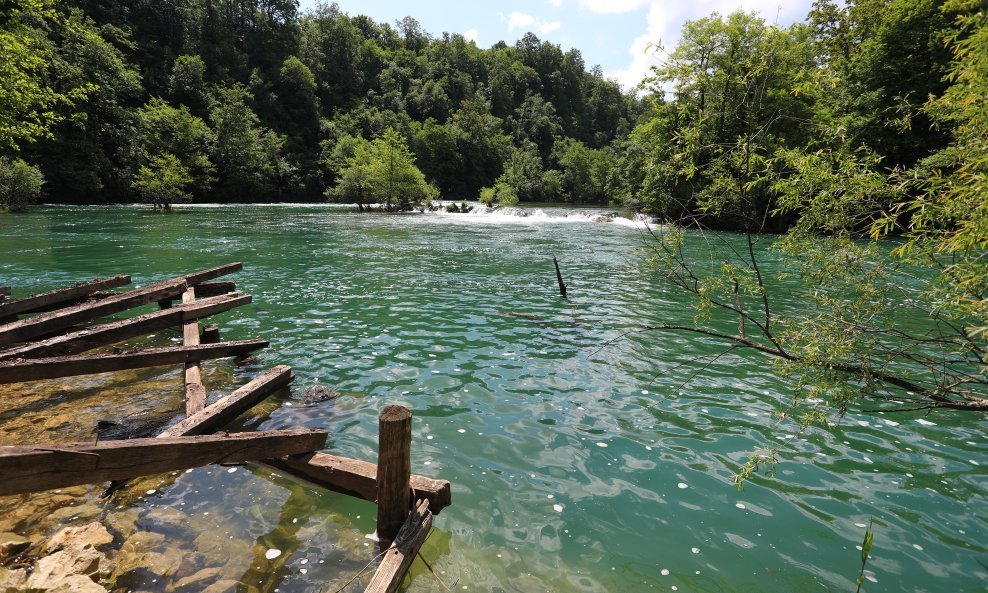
[0, 204, 984, 593]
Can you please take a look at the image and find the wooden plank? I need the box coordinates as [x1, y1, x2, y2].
[0, 340, 268, 383]
[184, 262, 242, 286]
[0, 429, 327, 497]
[0, 275, 131, 318]
[264, 452, 451, 514]
[161, 365, 294, 437]
[0, 294, 251, 360]
[158, 372, 452, 515]
[190, 281, 235, 298]
[182, 287, 205, 414]
[0, 264, 241, 346]
[104, 366, 293, 496]
[364, 499, 433, 593]
[160, 281, 236, 302]
[377, 405, 413, 545]
[0, 278, 187, 347]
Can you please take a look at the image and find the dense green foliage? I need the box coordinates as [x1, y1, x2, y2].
[0, 157, 44, 212]
[327, 128, 435, 211]
[636, 0, 986, 485]
[1, 0, 635, 205]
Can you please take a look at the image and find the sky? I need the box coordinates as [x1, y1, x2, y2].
[298, 1, 817, 91]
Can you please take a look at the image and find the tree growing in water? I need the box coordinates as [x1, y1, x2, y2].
[328, 128, 435, 211]
[131, 153, 191, 210]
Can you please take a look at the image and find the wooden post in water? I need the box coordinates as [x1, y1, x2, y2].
[376, 405, 412, 547]
[553, 256, 568, 299]
[201, 325, 220, 344]
[182, 287, 206, 414]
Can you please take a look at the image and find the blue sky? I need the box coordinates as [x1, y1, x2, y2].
[298, 1, 816, 90]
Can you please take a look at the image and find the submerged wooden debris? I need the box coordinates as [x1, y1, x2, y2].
[0, 264, 450, 591]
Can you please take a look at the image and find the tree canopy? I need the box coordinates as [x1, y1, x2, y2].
[0, 0, 637, 206]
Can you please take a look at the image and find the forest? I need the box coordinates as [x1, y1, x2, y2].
[1, 0, 980, 228]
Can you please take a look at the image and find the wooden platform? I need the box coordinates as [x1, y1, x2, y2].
[0, 264, 451, 591]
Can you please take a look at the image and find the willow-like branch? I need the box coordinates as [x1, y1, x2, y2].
[639, 323, 988, 411]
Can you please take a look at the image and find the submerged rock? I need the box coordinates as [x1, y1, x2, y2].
[200, 579, 240, 593]
[44, 523, 113, 553]
[303, 385, 340, 405]
[0, 532, 31, 559]
[0, 567, 29, 590]
[172, 566, 224, 591]
[26, 546, 105, 589]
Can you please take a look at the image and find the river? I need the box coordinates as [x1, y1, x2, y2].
[0, 204, 984, 593]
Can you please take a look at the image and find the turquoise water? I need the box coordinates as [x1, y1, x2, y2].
[0, 205, 984, 592]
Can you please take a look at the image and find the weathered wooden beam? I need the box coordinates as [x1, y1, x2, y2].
[377, 405, 413, 545]
[0, 340, 268, 384]
[0, 275, 131, 318]
[0, 278, 187, 347]
[161, 365, 294, 437]
[364, 499, 433, 593]
[0, 294, 251, 360]
[182, 287, 206, 414]
[0, 429, 327, 497]
[160, 281, 236, 302]
[184, 262, 242, 286]
[263, 453, 451, 514]
[0, 264, 242, 346]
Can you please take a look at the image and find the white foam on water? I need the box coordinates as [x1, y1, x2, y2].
[430, 203, 658, 228]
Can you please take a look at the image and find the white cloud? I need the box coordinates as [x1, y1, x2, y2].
[548, 0, 564, 6]
[464, 28, 479, 44]
[606, 0, 817, 92]
[539, 21, 562, 34]
[501, 11, 562, 37]
[507, 12, 536, 31]
[581, 0, 649, 14]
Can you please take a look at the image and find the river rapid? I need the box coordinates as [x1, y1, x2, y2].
[0, 204, 984, 593]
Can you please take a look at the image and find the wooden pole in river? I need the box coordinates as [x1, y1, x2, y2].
[376, 405, 413, 547]
[553, 256, 568, 299]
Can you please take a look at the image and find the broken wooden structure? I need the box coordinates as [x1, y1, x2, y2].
[0, 264, 450, 592]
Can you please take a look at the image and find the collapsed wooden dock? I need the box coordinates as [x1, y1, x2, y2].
[0, 264, 450, 592]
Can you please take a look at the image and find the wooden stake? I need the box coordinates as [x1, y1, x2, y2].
[376, 405, 413, 546]
[0, 429, 327, 496]
[182, 287, 206, 414]
[200, 325, 221, 344]
[364, 499, 433, 593]
[553, 256, 568, 299]
[0, 340, 268, 383]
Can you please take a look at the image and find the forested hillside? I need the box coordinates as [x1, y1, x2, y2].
[1, 0, 983, 232]
[2, 0, 638, 205]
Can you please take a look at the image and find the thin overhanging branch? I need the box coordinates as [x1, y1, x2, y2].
[640, 323, 988, 412]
